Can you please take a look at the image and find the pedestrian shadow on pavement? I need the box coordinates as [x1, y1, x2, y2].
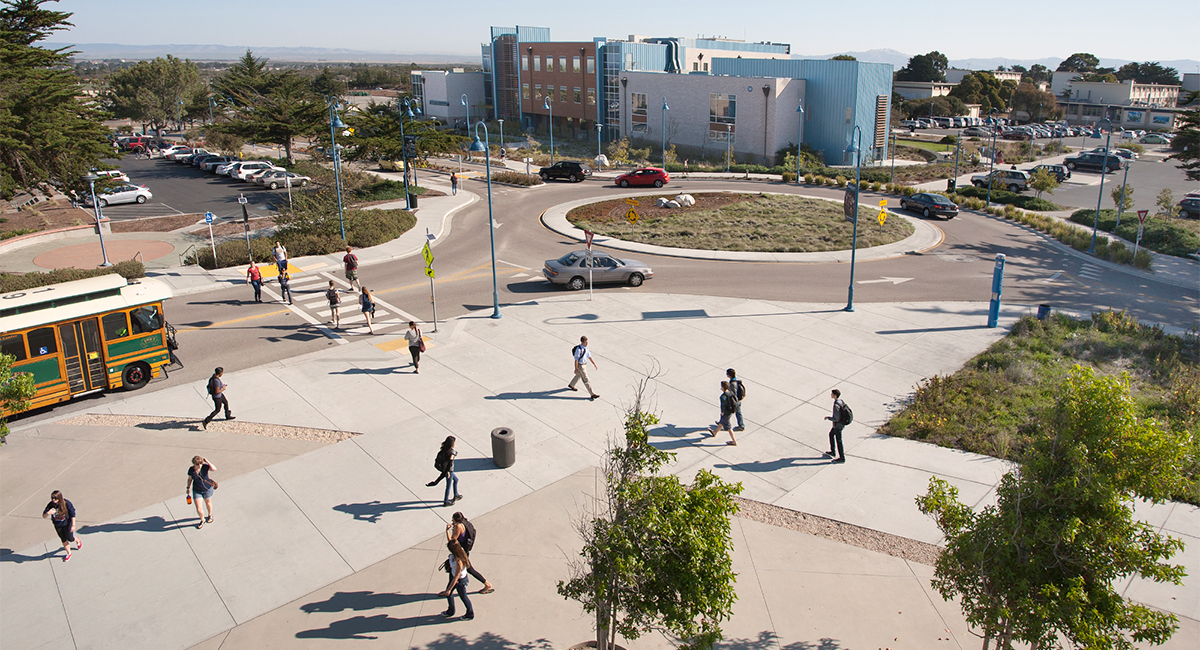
[876, 324, 991, 335]
[714, 456, 829, 472]
[647, 423, 715, 451]
[295, 613, 455, 640]
[485, 388, 580, 401]
[300, 590, 426, 613]
[331, 366, 404, 376]
[0, 548, 61, 564]
[77, 515, 193, 534]
[334, 500, 432, 523]
[134, 418, 199, 431]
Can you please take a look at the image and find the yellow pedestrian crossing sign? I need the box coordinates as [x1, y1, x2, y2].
[422, 242, 433, 266]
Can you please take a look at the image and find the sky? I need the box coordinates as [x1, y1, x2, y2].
[49, 0, 1200, 64]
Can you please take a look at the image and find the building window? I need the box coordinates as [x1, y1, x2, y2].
[693, 62, 698, 71]
[710, 93, 736, 125]
[1082, 105, 1102, 117]
[574, 87, 582, 103]
[559, 56, 567, 73]
[534, 56, 541, 72]
[632, 92, 648, 132]
[703, 62, 708, 72]
[522, 55, 529, 71]
[573, 56, 581, 73]
[560, 86, 568, 103]
[586, 56, 594, 74]
[587, 88, 596, 105]
[522, 84, 530, 100]
[534, 84, 542, 101]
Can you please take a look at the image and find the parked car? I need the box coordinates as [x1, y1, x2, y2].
[538, 161, 591, 182]
[1139, 133, 1172, 144]
[178, 148, 210, 163]
[1063, 152, 1123, 173]
[1112, 148, 1138, 161]
[256, 171, 311, 189]
[242, 166, 285, 183]
[1179, 197, 1200, 219]
[615, 167, 670, 188]
[1032, 164, 1071, 182]
[900, 193, 958, 219]
[970, 169, 1031, 192]
[121, 136, 153, 152]
[84, 184, 152, 207]
[201, 156, 234, 172]
[542, 250, 653, 290]
[157, 145, 189, 159]
[231, 162, 280, 181]
[93, 169, 129, 183]
[962, 126, 992, 137]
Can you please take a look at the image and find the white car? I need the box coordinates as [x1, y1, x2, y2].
[231, 162, 279, 181]
[94, 169, 129, 183]
[85, 184, 152, 207]
[158, 145, 189, 159]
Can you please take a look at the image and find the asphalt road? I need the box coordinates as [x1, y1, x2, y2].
[96, 156, 289, 221]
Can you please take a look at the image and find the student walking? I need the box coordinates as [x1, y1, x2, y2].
[405, 321, 424, 372]
[272, 242, 288, 276]
[246, 263, 263, 302]
[443, 512, 495, 594]
[343, 246, 361, 292]
[824, 388, 849, 463]
[426, 436, 462, 506]
[186, 456, 217, 528]
[568, 336, 599, 400]
[726, 368, 746, 431]
[709, 380, 739, 446]
[202, 367, 235, 430]
[359, 287, 376, 335]
[440, 540, 475, 620]
[278, 271, 293, 305]
[326, 280, 341, 328]
[42, 490, 80, 562]
[450, 173, 459, 195]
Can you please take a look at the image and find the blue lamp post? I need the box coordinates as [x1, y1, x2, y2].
[544, 97, 554, 164]
[1089, 117, 1114, 253]
[460, 94, 470, 133]
[596, 122, 604, 164]
[661, 98, 670, 165]
[177, 99, 184, 132]
[397, 97, 420, 210]
[844, 125, 863, 312]
[795, 101, 804, 183]
[985, 108, 1000, 208]
[82, 172, 113, 267]
[467, 123, 502, 319]
[326, 96, 347, 241]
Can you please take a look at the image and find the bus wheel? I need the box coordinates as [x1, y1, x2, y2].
[122, 362, 151, 390]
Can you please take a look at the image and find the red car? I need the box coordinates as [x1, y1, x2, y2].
[615, 167, 670, 188]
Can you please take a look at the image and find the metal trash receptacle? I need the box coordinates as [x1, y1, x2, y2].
[409, 193, 418, 209]
[491, 427, 515, 468]
[1037, 304, 1051, 320]
[947, 179, 956, 192]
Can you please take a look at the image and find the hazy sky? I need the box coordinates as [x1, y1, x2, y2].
[50, 0, 1200, 64]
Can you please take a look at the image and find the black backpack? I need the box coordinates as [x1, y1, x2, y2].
[838, 400, 854, 426]
[571, 344, 581, 359]
[207, 376, 218, 395]
[434, 450, 451, 473]
[461, 520, 477, 552]
[722, 392, 739, 416]
[731, 378, 746, 400]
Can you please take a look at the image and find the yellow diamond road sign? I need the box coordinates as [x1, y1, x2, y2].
[626, 209, 639, 224]
[424, 267, 435, 278]
[878, 211, 887, 226]
[421, 242, 433, 266]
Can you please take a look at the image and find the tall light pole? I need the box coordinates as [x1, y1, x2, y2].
[795, 101, 805, 183]
[725, 123, 732, 173]
[1089, 118, 1114, 253]
[661, 97, 670, 166]
[1114, 157, 1132, 232]
[397, 97, 420, 210]
[596, 122, 604, 165]
[208, 97, 215, 124]
[890, 130, 897, 186]
[82, 173, 113, 267]
[497, 118, 504, 150]
[844, 126, 863, 312]
[467, 122, 502, 319]
[177, 99, 184, 133]
[544, 97, 555, 164]
[985, 108, 1000, 208]
[326, 96, 347, 241]
[460, 94, 470, 134]
[952, 129, 963, 192]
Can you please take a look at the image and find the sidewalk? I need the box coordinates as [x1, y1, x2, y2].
[2, 293, 1195, 650]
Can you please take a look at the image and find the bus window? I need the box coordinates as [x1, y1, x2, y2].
[130, 306, 162, 333]
[103, 312, 130, 339]
[27, 327, 57, 357]
[1, 333, 26, 361]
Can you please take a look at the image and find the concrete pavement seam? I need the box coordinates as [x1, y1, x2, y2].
[45, 539, 81, 650]
[170, 498, 241, 629]
[262, 465, 356, 574]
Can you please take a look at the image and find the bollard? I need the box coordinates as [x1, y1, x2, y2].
[491, 427, 515, 468]
[1037, 304, 1051, 321]
[987, 253, 1006, 328]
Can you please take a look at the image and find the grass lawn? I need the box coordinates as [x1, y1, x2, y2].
[567, 192, 914, 253]
[879, 311, 1200, 505]
[897, 138, 954, 153]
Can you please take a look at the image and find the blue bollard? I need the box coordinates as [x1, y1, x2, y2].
[988, 253, 1006, 328]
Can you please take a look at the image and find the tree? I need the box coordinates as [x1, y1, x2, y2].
[1022, 64, 1052, 85]
[336, 99, 467, 168]
[829, 54, 856, 61]
[1029, 167, 1059, 199]
[902, 96, 967, 119]
[105, 55, 205, 132]
[1, 352, 37, 444]
[210, 49, 271, 105]
[0, 0, 114, 199]
[1167, 107, 1199, 181]
[949, 72, 1016, 114]
[558, 374, 742, 650]
[1056, 52, 1100, 73]
[1115, 62, 1180, 86]
[896, 51, 949, 82]
[918, 366, 1189, 650]
[1155, 188, 1179, 217]
[1111, 183, 1134, 211]
[310, 67, 347, 97]
[1011, 83, 1060, 122]
[217, 70, 324, 162]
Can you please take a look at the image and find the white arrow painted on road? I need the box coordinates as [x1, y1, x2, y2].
[857, 277, 914, 285]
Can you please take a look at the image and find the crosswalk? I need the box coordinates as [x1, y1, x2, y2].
[1078, 263, 1103, 282]
[257, 271, 420, 344]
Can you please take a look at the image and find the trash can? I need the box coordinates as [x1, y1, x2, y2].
[1037, 304, 1051, 321]
[409, 193, 418, 209]
[491, 427, 515, 468]
[947, 179, 956, 192]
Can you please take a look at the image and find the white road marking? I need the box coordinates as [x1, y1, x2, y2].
[498, 259, 532, 270]
[258, 283, 347, 345]
[1078, 264, 1103, 281]
[857, 277, 914, 285]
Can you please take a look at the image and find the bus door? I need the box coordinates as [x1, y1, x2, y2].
[57, 318, 108, 393]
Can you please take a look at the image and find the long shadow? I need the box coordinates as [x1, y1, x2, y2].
[330, 367, 404, 376]
[646, 423, 716, 451]
[877, 324, 992, 335]
[334, 500, 432, 523]
[300, 590, 427, 613]
[295, 613, 449, 639]
[485, 388, 577, 401]
[77, 515, 192, 534]
[0, 548, 61, 563]
[419, 632, 554, 650]
[451, 457, 500, 473]
[714, 456, 829, 472]
[135, 419, 200, 431]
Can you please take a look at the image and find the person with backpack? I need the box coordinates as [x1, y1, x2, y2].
[726, 368, 746, 432]
[567, 335, 599, 400]
[359, 287, 376, 335]
[42, 490, 80, 562]
[426, 436, 462, 506]
[202, 367, 234, 430]
[326, 280, 341, 329]
[709, 380, 739, 446]
[439, 512, 495, 595]
[343, 246, 361, 292]
[278, 271, 293, 305]
[824, 388, 851, 463]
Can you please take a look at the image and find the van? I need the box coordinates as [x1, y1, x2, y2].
[933, 117, 953, 128]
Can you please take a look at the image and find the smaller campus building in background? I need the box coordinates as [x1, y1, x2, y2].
[1051, 72, 1183, 131]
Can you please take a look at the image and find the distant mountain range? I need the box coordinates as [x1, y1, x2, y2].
[50, 42, 1200, 77]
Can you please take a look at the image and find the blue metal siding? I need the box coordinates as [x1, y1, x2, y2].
[616, 42, 669, 73]
[490, 26, 551, 42]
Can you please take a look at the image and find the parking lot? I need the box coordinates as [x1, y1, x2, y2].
[94, 155, 290, 221]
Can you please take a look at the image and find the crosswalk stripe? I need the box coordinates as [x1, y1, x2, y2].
[257, 283, 347, 345]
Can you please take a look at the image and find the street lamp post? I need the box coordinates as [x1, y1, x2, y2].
[1114, 158, 1132, 231]
[661, 98, 670, 166]
[952, 129, 963, 190]
[397, 97, 420, 211]
[1089, 118, 1114, 253]
[844, 126, 863, 312]
[985, 108, 1000, 208]
[544, 97, 554, 164]
[208, 97, 215, 124]
[467, 122, 502, 319]
[725, 123, 732, 173]
[177, 99, 184, 133]
[326, 96, 347, 241]
[596, 122, 603, 165]
[497, 118, 504, 150]
[795, 102, 804, 183]
[460, 94, 470, 134]
[82, 173, 113, 267]
[890, 130, 897, 186]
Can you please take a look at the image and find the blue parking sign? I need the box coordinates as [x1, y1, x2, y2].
[205, 212, 214, 224]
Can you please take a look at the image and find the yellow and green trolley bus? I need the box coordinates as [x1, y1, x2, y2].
[1, 274, 180, 416]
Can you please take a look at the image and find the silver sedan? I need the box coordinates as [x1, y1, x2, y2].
[85, 184, 152, 207]
[543, 250, 653, 291]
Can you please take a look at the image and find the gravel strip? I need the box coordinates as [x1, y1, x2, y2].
[56, 413, 359, 444]
[733, 496, 942, 566]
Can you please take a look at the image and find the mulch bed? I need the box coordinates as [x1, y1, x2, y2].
[566, 192, 747, 223]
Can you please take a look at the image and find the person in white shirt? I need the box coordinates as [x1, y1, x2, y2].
[568, 336, 599, 400]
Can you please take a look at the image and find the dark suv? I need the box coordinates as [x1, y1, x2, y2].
[1063, 153, 1122, 173]
[538, 161, 591, 182]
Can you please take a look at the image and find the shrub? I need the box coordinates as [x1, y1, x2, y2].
[0, 260, 146, 293]
[1133, 250, 1152, 269]
[781, 171, 797, 183]
[825, 177, 836, 186]
[804, 173, 815, 184]
[1069, 209, 1200, 258]
[869, 181, 881, 192]
[902, 186, 916, 197]
[835, 176, 847, 187]
[940, 135, 958, 145]
[490, 170, 544, 186]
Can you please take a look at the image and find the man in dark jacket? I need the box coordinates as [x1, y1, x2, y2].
[824, 388, 847, 463]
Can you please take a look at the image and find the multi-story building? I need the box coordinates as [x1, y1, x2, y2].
[893, 81, 956, 101]
[1051, 75, 1183, 131]
[946, 68, 1021, 85]
[410, 69, 487, 127]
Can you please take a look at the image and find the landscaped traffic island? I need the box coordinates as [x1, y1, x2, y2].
[566, 192, 914, 252]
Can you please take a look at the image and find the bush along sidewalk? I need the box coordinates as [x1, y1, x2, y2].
[1068, 209, 1200, 259]
[0, 260, 145, 292]
[985, 204, 1151, 269]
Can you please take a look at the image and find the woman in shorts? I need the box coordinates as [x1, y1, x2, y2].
[405, 321, 423, 372]
[326, 280, 341, 328]
[186, 455, 217, 528]
[42, 490, 80, 562]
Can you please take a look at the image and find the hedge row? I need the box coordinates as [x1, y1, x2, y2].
[0, 260, 146, 293]
[952, 186, 1062, 211]
[1068, 209, 1200, 258]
